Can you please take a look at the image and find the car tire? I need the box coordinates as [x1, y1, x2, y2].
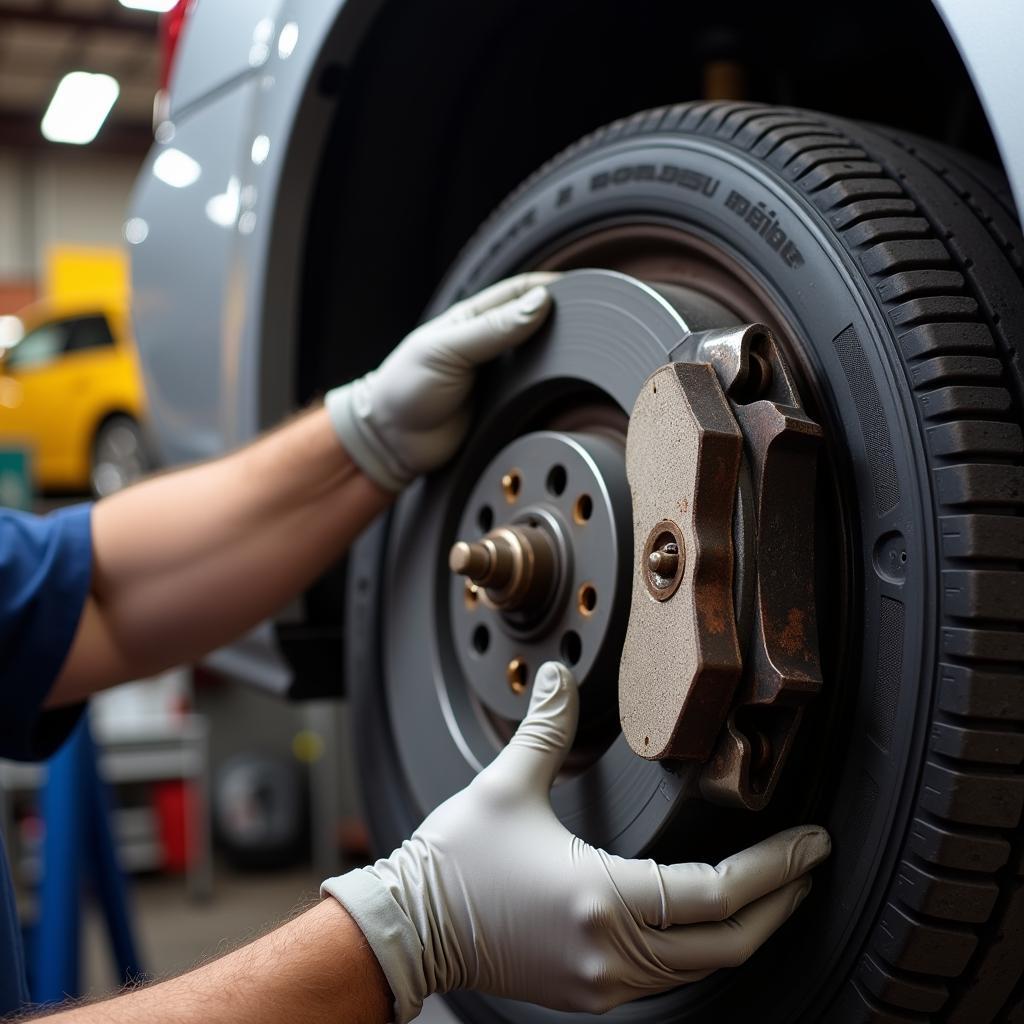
[348, 102, 1024, 1022]
[91, 413, 150, 498]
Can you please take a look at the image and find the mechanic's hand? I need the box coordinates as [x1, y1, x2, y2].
[322, 662, 831, 1022]
[325, 272, 557, 492]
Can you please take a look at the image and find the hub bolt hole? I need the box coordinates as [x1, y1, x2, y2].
[507, 657, 528, 694]
[501, 470, 522, 504]
[472, 624, 490, 655]
[578, 582, 598, 617]
[477, 505, 494, 532]
[561, 630, 582, 666]
[573, 493, 593, 524]
[546, 464, 567, 496]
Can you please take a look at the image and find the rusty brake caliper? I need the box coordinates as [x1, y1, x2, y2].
[618, 323, 823, 809]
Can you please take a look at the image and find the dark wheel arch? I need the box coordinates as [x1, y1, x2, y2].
[296, 0, 1001, 413]
[284, 0, 1007, 684]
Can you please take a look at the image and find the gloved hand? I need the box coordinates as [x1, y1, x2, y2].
[322, 662, 831, 1022]
[325, 272, 557, 492]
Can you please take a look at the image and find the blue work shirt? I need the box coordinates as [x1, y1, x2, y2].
[0, 504, 91, 1014]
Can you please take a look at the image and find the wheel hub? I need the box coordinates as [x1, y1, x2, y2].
[448, 429, 629, 721]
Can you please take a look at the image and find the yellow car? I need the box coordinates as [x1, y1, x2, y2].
[0, 299, 150, 496]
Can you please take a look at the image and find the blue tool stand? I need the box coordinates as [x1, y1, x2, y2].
[31, 717, 143, 1003]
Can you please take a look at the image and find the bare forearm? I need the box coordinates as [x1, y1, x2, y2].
[54, 408, 392, 700]
[36, 899, 390, 1024]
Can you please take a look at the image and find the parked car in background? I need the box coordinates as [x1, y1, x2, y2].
[0, 298, 149, 496]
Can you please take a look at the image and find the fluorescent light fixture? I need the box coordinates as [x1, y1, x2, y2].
[0, 316, 23, 349]
[153, 147, 201, 188]
[41, 71, 120, 145]
[205, 176, 240, 227]
[249, 17, 273, 67]
[123, 217, 149, 245]
[278, 22, 299, 59]
[250, 134, 270, 165]
[118, 0, 178, 12]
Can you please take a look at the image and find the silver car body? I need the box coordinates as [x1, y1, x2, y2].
[127, 0, 1024, 689]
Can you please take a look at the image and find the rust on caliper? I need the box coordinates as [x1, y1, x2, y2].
[618, 324, 823, 809]
[619, 362, 744, 761]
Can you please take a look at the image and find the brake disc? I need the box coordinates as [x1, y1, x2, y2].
[380, 269, 823, 861]
[381, 270, 703, 855]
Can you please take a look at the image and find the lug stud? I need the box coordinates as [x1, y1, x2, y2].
[449, 540, 492, 579]
[449, 525, 557, 612]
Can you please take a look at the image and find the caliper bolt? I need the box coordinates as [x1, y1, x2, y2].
[641, 520, 686, 602]
[648, 542, 679, 577]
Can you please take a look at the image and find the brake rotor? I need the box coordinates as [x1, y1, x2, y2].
[380, 269, 822, 860]
[380, 270, 706, 855]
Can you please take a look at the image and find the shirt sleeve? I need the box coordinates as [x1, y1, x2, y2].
[0, 504, 92, 761]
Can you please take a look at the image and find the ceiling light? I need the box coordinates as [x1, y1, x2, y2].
[250, 134, 270, 165]
[0, 317, 23, 349]
[123, 217, 149, 245]
[205, 176, 241, 227]
[41, 72, 120, 145]
[118, 0, 178, 12]
[278, 22, 299, 59]
[153, 147, 201, 188]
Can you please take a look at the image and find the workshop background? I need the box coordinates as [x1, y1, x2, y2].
[0, 0, 366, 1000]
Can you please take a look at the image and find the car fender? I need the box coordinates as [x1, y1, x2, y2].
[129, 0, 383, 464]
[168, 0, 284, 120]
[932, 0, 1024, 219]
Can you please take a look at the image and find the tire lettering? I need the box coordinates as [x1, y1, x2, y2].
[724, 189, 805, 268]
[590, 163, 719, 197]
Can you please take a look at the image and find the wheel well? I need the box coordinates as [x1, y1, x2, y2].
[297, 0, 1000, 405]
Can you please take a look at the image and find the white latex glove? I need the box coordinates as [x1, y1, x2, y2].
[325, 272, 557, 492]
[322, 663, 831, 1022]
